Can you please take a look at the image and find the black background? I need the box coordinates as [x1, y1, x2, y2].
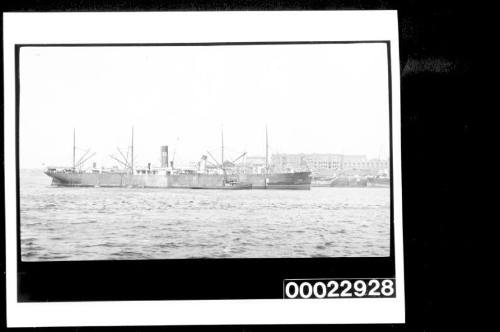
[15, 41, 395, 303]
[1, 0, 475, 330]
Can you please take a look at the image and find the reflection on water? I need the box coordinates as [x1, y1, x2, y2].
[20, 169, 390, 261]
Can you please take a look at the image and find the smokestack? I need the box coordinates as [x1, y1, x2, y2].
[161, 146, 169, 168]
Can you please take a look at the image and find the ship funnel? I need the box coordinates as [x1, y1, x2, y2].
[161, 146, 169, 168]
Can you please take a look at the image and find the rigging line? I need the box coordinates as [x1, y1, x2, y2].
[117, 147, 128, 164]
[109, 155, 130, 169]
[206, 151, 221, 167]
[77, 152, 96, 168]
[75, 148, 92, 166]
[205, 160, 217, 167]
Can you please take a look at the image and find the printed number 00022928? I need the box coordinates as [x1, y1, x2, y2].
[284, 279, 395, 299]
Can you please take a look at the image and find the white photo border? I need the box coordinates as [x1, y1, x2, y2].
[4, 11, 404, 326]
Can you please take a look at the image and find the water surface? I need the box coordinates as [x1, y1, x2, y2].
[20, 169, 390, 261]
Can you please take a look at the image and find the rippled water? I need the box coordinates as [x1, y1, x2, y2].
[20, 169, 391, 261]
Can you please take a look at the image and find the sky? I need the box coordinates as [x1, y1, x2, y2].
[19, 43, 390, 169]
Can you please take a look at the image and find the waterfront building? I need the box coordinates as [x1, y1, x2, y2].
[271, 153, 389, 177]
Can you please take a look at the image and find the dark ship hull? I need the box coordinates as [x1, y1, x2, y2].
[45, 170, 312, 190]
[367, 176, 390, 187]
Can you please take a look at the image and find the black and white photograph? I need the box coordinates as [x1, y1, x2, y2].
[20, 42, 391, 261]
[3, 10, 405, 327]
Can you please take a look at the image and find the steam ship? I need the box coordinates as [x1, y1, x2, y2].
[44, 127, 311, 190]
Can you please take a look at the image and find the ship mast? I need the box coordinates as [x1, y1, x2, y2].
[265, 125, 269, 175]
[221, 125, 225, 177]
[221, 125, 224, 167]
[131, 126, 134, 174]
[72, 128, 76, 171]
[265, 125, 269, 189]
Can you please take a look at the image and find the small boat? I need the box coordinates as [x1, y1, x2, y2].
[330, 176, 367, 187]
[190, 183, 253, 190]
[367, 176, 390, 187]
